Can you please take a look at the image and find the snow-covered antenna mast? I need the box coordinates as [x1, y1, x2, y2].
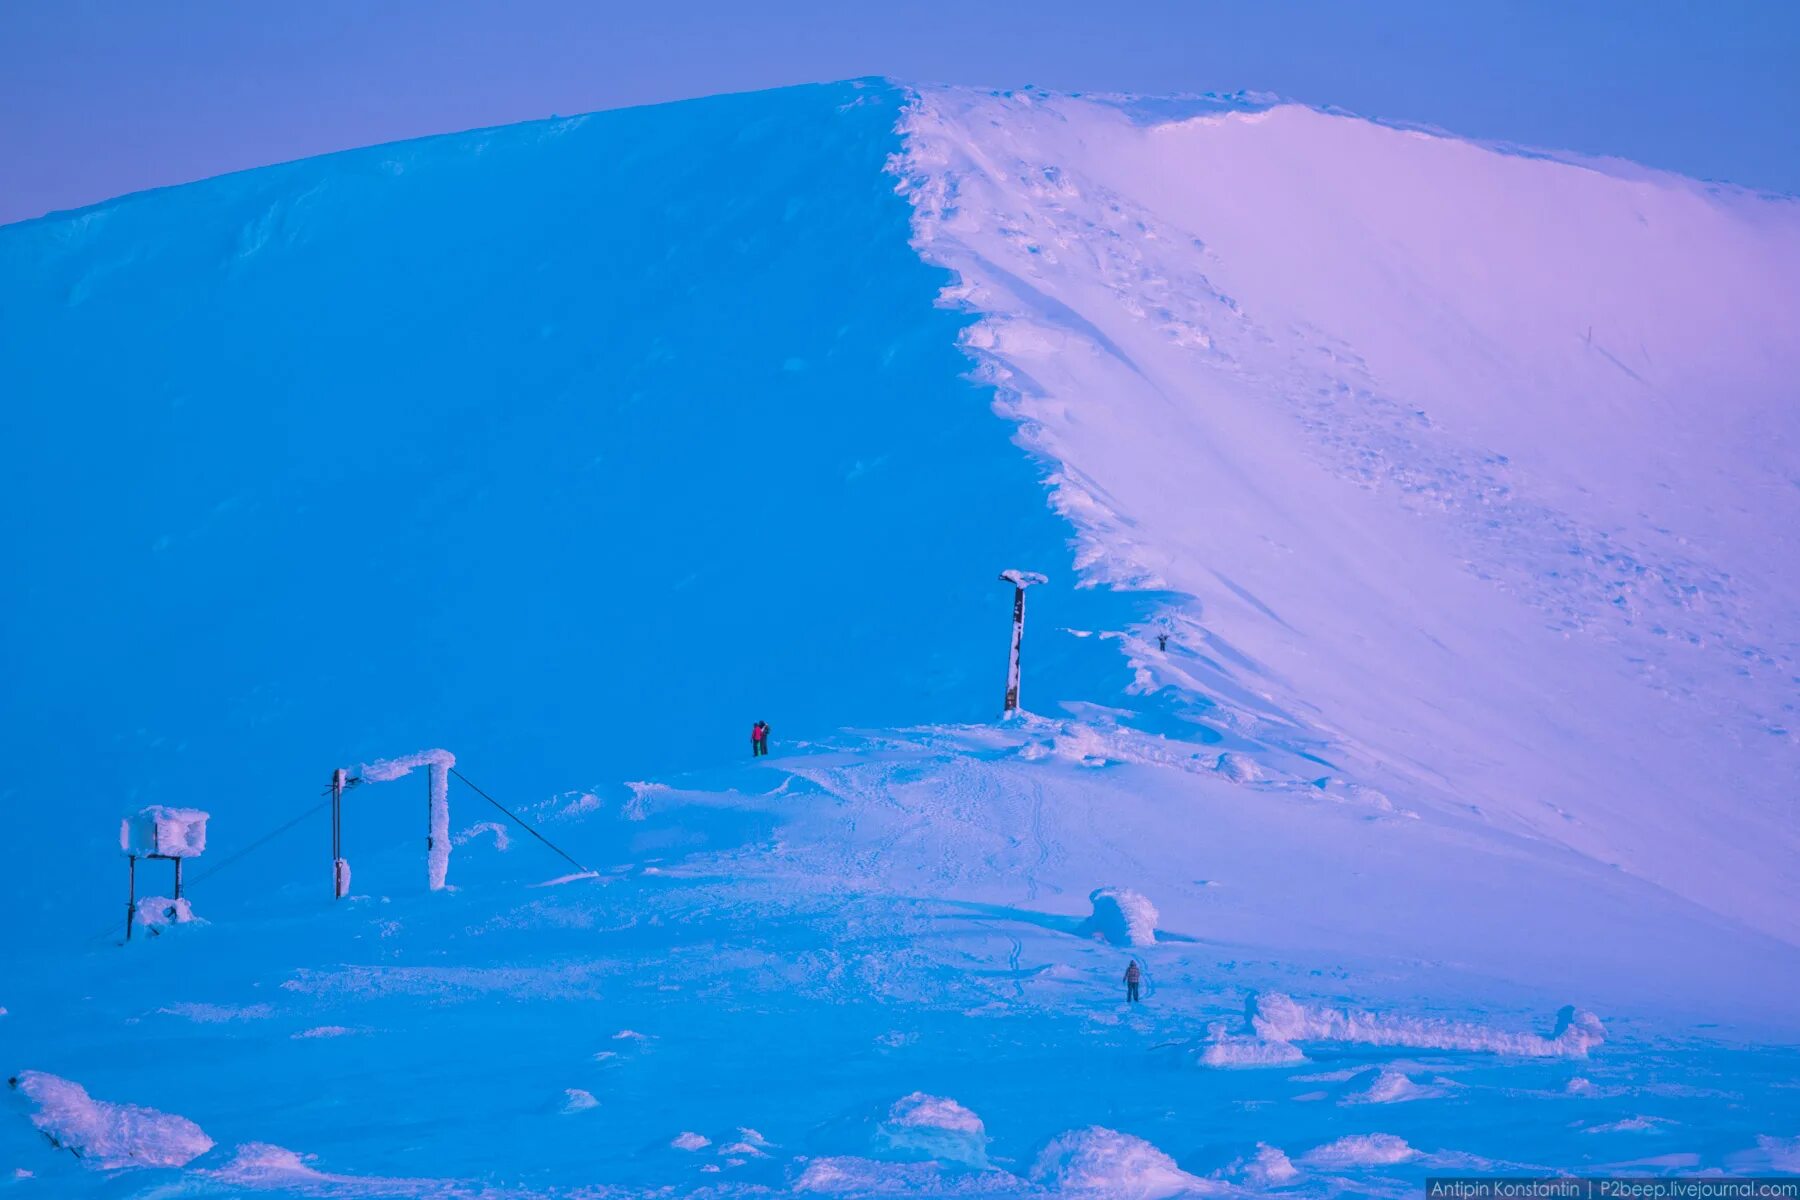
[333, 749, 455, 897]
[998, 570, 1047, 716]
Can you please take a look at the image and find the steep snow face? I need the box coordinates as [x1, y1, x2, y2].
[897, 87, 1800, 944]
[0, 80, 1142, 944]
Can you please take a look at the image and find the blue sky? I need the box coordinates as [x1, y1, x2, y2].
[2, 0, 1797, 224]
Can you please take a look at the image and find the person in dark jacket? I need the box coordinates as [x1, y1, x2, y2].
[751, 720, 770, 757]
[1124, 959, 1142, 1003]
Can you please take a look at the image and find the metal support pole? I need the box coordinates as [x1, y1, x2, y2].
[126, 854, 136, 943]
[331, 767, 348, 900]
[173, 857, 182, 901]
[998, 570, 1046, 716]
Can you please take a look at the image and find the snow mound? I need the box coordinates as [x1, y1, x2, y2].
[876, 1092, 991, 1168]
[8, 1070, 214, 1168]
[1081, 888, 1159, 947]
[1338, 1067, 1443, 1105]
[1753, 1135, 1800, 1172]
[205, 1142, 431, 1194]
[559, 1088, 599, 1114]
[1301, 1133, 1419, 1167]
[1197, 1028, 1307, 1069]
[1212, 753, 1263, 783]
[119, 806, 208, 857]
[887, 1092, 985, 1136]
[134, 896, 197, 928]
[1031, 1126, 1212, 1197]
[1246, 992, 1605, 1058]
[671, 1131, 710, 1151]
[1218, 1142, 1299, 1186]
[795, 1156, 1025, 1194]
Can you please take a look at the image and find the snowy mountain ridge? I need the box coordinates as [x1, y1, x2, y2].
[895, 83, 1800, 944]
[2, 78, 1798, 1197]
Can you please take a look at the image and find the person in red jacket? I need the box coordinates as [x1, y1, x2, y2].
[751, 721, 770, 757]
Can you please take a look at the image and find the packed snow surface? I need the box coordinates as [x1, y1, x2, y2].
[2, 77, 1799, 1199]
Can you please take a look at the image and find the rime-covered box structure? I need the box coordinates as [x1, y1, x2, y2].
[120, 806, 208, 941]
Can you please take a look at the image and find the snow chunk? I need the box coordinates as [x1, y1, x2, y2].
[1302, 1133, 1418, 1166]
[1031, 1126, 1212, 1197]
[1218, 1143, 1298, 1186]
[672, 1131, 710, 1151]
[559, 1088, 598, 1113]
[292, 1025, 363, 1039]
[135, 896, 197, 927]
[1213, 753, 1263, 783]
[1197, 1029, 1306, 1068]
[1246, 992, 1605, 1058]
[120, 806, 208, 857]
[1339, 1067, 1443, 1105]
[8, 1071, 213, 1168]
[877, 1092, 991, 1168]
[888, 1092, 985, 1136]
[1081, 887, 1159, 947]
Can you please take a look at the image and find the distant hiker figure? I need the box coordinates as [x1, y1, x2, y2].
[1156, 633, 1168, 652]
[751, 720, 770, 757]
[1124, 959, 1142, 1003]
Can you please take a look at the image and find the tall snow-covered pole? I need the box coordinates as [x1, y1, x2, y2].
[999, 570, 1047, 716]
[331, 768, 349, 900]
[426, 760, 450, 892]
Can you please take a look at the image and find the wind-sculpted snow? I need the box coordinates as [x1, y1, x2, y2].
[1079, 887, 1159, 948]
[897, 86, 1800, 945]
[1029, 1126, 1211, 1198]
[9, 1071, 214, 1169]
[1200, 992, 1606, 1065]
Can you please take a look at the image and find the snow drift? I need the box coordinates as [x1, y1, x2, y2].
[8, 1072, 213, 1169]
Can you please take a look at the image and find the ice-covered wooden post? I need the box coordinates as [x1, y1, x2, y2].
[347, 749, 456, 892]
[120, 807, 208, 941]
[998, 570, 1048, 716]
[331, 768, 350, 900]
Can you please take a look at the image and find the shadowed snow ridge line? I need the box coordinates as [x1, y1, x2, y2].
[894, 84, 1800, 945]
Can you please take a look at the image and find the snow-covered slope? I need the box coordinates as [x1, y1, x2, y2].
[897, 87, 1800, 945]
[2, 80, 1798, 1197]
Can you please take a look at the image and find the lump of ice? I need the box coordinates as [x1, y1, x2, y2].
[876, 1092, 991, 1168]
[119, 807, 208, 857]
[135, 897, 196, 928]
[1081, 887, 1159, 947]
[671, 1131, 710, 1151]
[1030, 1126, 1209, 1198]
[8, 1071, 214, 1169]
